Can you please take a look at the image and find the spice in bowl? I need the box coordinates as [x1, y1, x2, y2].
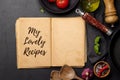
[93, 61, 110, 78]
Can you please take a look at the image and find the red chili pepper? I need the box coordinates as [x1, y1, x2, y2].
[97, 65, 109, 77]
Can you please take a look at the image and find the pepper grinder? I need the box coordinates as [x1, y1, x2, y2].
[104, 0, 118, 27]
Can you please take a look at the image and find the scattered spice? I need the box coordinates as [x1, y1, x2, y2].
[97, 65, 109, 77]
[40, 8, 45, 13]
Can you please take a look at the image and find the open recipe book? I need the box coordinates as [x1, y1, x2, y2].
[16, 17, 87, 69]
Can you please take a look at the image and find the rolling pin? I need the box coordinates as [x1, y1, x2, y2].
[103, 0, 118, 27]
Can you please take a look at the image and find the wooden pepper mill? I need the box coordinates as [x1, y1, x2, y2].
[103, 0, 118, 27]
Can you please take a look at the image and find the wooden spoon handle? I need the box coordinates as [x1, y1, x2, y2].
[103, 0, 118, 24]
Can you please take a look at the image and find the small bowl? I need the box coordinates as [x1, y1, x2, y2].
[40, 0, 79, 14]
[93, 61, 110, 78]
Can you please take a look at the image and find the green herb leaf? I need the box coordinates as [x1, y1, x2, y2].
[94, 45, 99, 53]
[94, 36, 101, 44]
[94, 36, 101, 55]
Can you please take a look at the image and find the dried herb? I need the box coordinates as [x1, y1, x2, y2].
[40, 8, 45, 13]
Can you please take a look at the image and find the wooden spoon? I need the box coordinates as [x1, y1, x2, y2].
[59, 65, 83, 80]
[50, 70, 61, 80]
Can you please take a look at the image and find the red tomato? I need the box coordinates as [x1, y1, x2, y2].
[56, 0, 69, 9]
[48, 0, 56, 3]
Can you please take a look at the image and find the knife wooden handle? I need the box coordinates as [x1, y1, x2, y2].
[75, 9, 112, 36]
[103, 0, 118, 24]
[82, 13, 112, 36]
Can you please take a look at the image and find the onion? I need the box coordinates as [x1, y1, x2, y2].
[81, 68, 93, 80]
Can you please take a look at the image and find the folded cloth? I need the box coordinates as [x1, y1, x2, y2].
[86, 0, 108, 64]
[86, 24, 108, 64]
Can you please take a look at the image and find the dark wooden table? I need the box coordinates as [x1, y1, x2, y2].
[0, 0, 120, 80]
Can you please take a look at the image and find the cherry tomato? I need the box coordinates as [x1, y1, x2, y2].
[56, 0, 69, 9]
[48, 0, 56, 3]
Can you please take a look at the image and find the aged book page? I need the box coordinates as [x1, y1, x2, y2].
[51, 17, 86, 67]
[16, 17, 86, 68]
[16, 18, 51, 68]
